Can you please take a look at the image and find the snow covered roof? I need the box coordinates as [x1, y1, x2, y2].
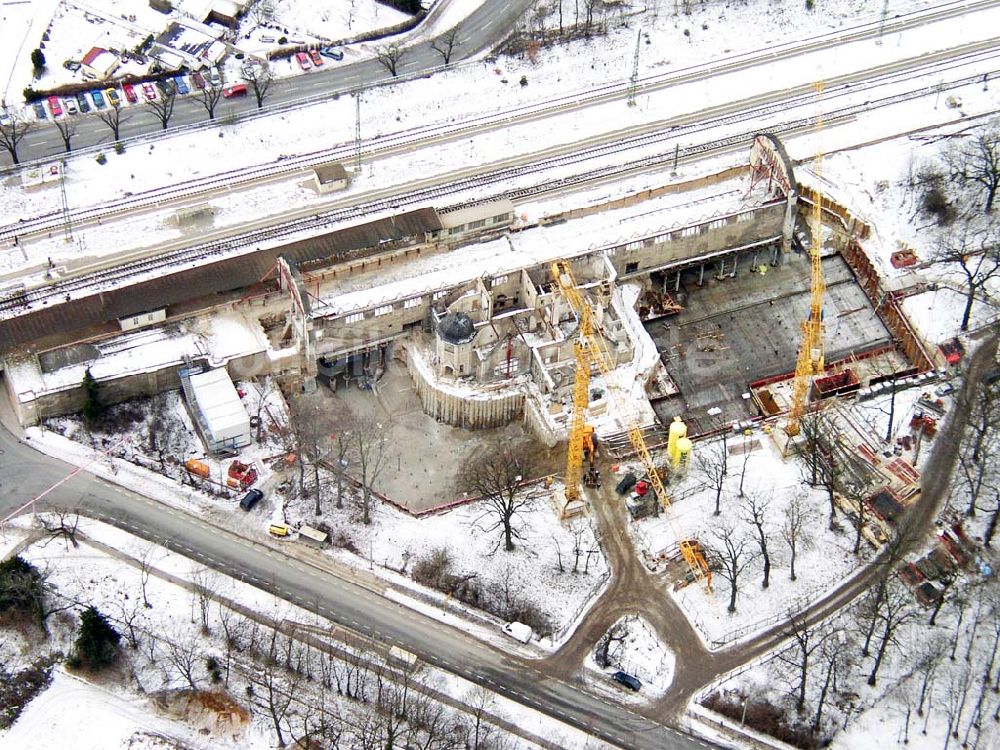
[187, 368, 249, 442]
[81, 49, 120, 79]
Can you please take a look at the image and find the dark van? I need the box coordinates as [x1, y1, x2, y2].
[240, 488, 263, 511]
[222, 83, 248, 98]
[612, 671, 642, 692]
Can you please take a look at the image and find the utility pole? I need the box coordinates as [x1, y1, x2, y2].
[59, 160, 73, 243]
[354, 91, 362, 173]
[627, 29, 642, 107]
[876, 0, 890, 45]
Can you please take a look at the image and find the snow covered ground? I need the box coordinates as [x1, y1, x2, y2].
[583, 615, 676, 699]
[0, 516, 604, 749]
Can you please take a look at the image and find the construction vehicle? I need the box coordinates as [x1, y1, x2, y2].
[582, 424, 601, 487]
[551, 260, 711, 590]
[784, 82, 827, 442]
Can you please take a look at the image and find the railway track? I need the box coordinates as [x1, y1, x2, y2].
[2, 0, 997, 243]
[2, 48, 992, 320]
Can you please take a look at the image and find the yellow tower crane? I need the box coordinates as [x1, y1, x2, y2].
[784, 81, 827, 440]
[552, 260, 712, 590]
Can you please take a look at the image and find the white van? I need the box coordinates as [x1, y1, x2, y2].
[502, 621, 533, 644]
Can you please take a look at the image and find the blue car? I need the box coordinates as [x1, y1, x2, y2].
[321, 47, 344, 61]
[612, 671, 642, 691]
[174, 76, 189, 94]
[91, 89, 106, 108]
[33, 101, 47, 119]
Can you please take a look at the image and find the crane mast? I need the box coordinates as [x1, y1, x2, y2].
[784, 82, 827, 439]
[552, 261, 711, 590]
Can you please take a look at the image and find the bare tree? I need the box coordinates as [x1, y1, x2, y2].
[932, 222, 1000, 331]
[775, 613, 834, 712]
[255, 620, 300, 747]
[942, 123, 1000, 213]
[244, 63, 275, 109]
[695, 438, 728, 516]
[146, 82, 177, 129]
[0, 112, 33, 165]
[741, 490, 773, 588]
[190, 566, 217, 633]
[431, 27, 460, 65]
[164, 632, 202, 690]
[866, 578, 919, 686]
[288, 395, 334, 515]
[376, 43, 407, 77]
[197, 84, 224, 121]
[350, 415, 389, 525]
[138, 543, 157, 609]
[39, 511, 81, 548]
[707, 520, 756, 613]
[593, 616, 631, 668]
[781, 491, 815, 581]
[813, 630, 855, 735]
[109, 591, 145, 649]
[96, 100, 129, 142]
[52, 117, 78, 152]
[462, 444, 533, 552]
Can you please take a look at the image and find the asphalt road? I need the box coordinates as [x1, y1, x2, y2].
[0, 386, 721, 750]
[6, 0, 537, 166]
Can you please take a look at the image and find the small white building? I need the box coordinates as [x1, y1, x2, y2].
[81, 47, 121, 80]
[182, 367, 251, 453]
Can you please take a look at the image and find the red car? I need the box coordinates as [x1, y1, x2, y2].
[141, 82, 157, 101]
[47, 95, 63, 116]
[122, 83, 138, 104]
[308, 49, 323, 67]
[222, 83, 248, 98]
[295, 52, 311, 71]
[191, 70, 206, 89]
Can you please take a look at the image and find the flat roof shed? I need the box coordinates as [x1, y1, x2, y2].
[187, 368, 251, 452]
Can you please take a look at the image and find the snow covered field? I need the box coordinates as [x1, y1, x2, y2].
[0, 516, 601, 749]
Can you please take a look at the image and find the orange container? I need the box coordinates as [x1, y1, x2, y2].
[185, 459, 210, 478]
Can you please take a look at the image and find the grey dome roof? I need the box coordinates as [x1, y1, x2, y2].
[437, 311, 475, 344]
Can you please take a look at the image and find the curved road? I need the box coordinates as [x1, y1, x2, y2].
[0, 385, 719, 750]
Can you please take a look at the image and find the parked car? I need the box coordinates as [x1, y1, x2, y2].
[322, 47, 344, 61]
[75, 92, 91, 113]
[105, 87, 121, 106]
[222, 83, 248, 98]
[47, 96, 63, 116]
[174, 75, 189, 94]
[33, 101, 47, 119]
[122, 83, 138, 104]
[191, 70, 206, 89]
[934, 382, 955, 397]
[207, 68, 222, 87]
[612, 671, 642, 692]
[501, 621, 533, 643]
[141, 82, 157, 101]
[239, 488, 263, 511]
[64, 97, 78, 115]
[62, 60, 81, 71]
[90, 89, 105, 108]
[295, 52, 311, 71]
[308, 49, 323, 66]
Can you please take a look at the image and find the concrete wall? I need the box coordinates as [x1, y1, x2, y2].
[10, 362, 190, 426]
[405, 346, 524, 429]
[606, 201, 787, 277]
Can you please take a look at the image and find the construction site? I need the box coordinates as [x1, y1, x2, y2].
[0, 128, 943, 602]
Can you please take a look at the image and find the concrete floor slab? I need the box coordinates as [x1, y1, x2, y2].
[646, 252, 893, 435]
